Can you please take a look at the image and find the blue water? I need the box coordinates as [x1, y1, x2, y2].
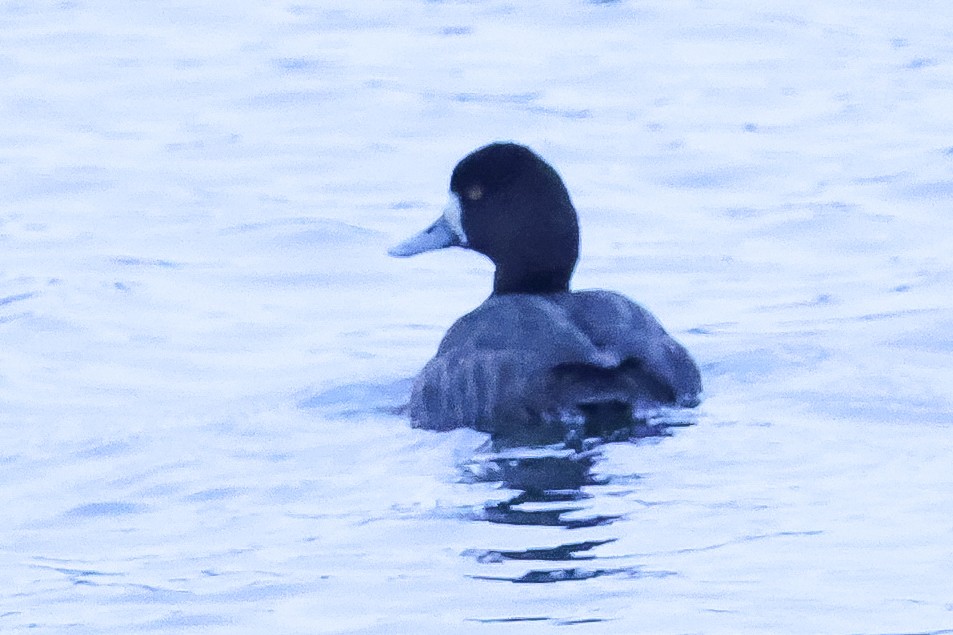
[2, 2, 953, 633]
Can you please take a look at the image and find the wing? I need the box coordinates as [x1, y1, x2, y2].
[409, 296, 603, 438]
[408, 348, 560, 439]
[553, 290, 703, 406]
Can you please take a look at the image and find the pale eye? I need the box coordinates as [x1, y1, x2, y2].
[465, 184, 483, 201]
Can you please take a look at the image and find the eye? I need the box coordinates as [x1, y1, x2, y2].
[464, 184, 483, 201]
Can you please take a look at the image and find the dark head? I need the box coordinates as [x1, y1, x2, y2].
[390, 142, 580, 295]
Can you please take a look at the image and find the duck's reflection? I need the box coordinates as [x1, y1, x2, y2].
[460, 416, 691, 584]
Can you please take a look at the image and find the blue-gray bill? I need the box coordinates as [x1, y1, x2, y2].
[388, 215, 461, 257]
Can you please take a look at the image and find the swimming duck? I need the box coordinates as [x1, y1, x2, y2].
[390, 142, 701, 445]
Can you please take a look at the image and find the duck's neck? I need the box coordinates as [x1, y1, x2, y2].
[492, 266, 573, 295]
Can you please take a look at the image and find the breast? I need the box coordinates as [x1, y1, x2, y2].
[408, 291, 702, 442]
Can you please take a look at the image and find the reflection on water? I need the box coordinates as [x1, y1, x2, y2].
[459, 416, 692, 584]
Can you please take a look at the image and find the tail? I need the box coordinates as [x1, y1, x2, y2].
[544, 359, 679, 438]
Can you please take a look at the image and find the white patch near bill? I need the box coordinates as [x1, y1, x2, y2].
[442, 194, 467, 246]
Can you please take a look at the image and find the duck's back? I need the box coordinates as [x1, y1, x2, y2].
[408, 290, 701, 442]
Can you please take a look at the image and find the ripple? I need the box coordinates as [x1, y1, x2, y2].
[62, 501, 145, 519]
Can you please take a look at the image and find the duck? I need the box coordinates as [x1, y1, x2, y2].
[390, 142, 702, 445]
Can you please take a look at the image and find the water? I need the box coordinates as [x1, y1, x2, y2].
[2, 1, 953, 633]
